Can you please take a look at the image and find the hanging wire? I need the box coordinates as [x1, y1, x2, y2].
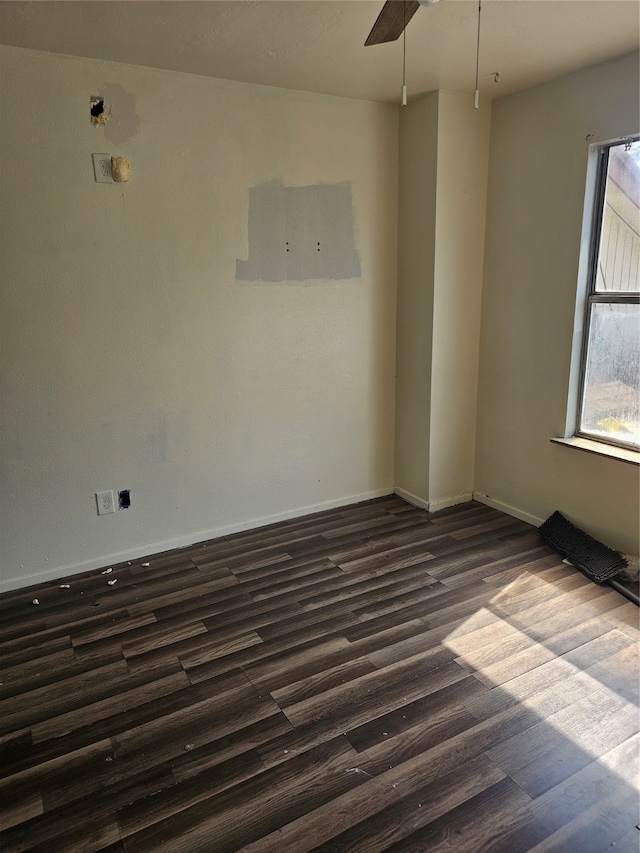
[402, 1, 407, 105]
[474, 0, 482, 108]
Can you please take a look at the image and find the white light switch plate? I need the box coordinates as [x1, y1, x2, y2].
[93, 154, 113, 183]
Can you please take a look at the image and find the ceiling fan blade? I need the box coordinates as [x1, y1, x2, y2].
[365, 0, 421, 46]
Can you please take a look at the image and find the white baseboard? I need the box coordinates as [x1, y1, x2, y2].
[428, 493, 474, 513]
[394, 488, 473, 513]
[394, 487, 429, 509]
[472, 492, 543, 528]
[0, 486, 395, 594]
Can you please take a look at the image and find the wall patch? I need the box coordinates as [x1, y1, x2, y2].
[236, 180, 361, 282]
[100, 84, 140, 145]
[111, 156, 131, 182]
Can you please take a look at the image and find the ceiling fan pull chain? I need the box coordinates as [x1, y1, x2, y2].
[402, 1, 408, 105]
[474, 0, 482, 109]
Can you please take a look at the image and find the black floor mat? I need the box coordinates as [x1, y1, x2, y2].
[539, 511, 627, 583]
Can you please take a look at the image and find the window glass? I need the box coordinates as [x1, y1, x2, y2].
[595, 141, 640, 293]
[580, 302, 639, 446]
[578, 139, 640, 451]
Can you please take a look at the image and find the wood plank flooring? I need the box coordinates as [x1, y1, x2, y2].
[1, 496, 638, 852]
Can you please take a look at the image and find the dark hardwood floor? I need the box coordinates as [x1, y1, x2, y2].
[1, 496, 638, 852]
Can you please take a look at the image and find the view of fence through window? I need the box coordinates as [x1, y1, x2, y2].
[580, 139, 640, 449]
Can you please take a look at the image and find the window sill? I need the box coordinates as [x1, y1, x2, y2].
[551, 436, 639, 466]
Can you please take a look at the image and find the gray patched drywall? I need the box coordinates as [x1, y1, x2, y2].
[236, 180, 361, 282]
[101, 83, 140, 144]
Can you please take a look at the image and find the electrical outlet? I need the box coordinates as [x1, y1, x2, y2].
[96, 490, 115, 515]
[92, 153, 113, 183]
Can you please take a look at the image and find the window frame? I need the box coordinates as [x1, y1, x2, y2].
[574, 136, 640, 453]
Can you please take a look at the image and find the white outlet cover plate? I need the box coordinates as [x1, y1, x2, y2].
[93, 153, 113, 183]
[96, 490, 115, 515]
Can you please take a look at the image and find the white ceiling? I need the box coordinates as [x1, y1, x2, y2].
[0, 0, 638, 103]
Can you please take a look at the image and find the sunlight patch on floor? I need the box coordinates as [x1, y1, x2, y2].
[442, 573, 640, 780]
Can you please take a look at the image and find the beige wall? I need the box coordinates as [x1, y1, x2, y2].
[475, 51, 640, 554]
[395, 90, 491, 511]
[430, 91, 491, 509]
[0, 46, 398, 591]
[2, 44, 638, 593]
[395, 91, 439, 505]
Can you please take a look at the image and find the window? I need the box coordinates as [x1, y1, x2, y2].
[577, 138, 640, 451]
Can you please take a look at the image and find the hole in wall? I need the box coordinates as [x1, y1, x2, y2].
[90, 96, 109, 126]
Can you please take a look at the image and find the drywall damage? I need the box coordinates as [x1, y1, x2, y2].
[111, 156, 131, 182]
[236, 179, 361, 282]
[90, 96, 109, 126]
